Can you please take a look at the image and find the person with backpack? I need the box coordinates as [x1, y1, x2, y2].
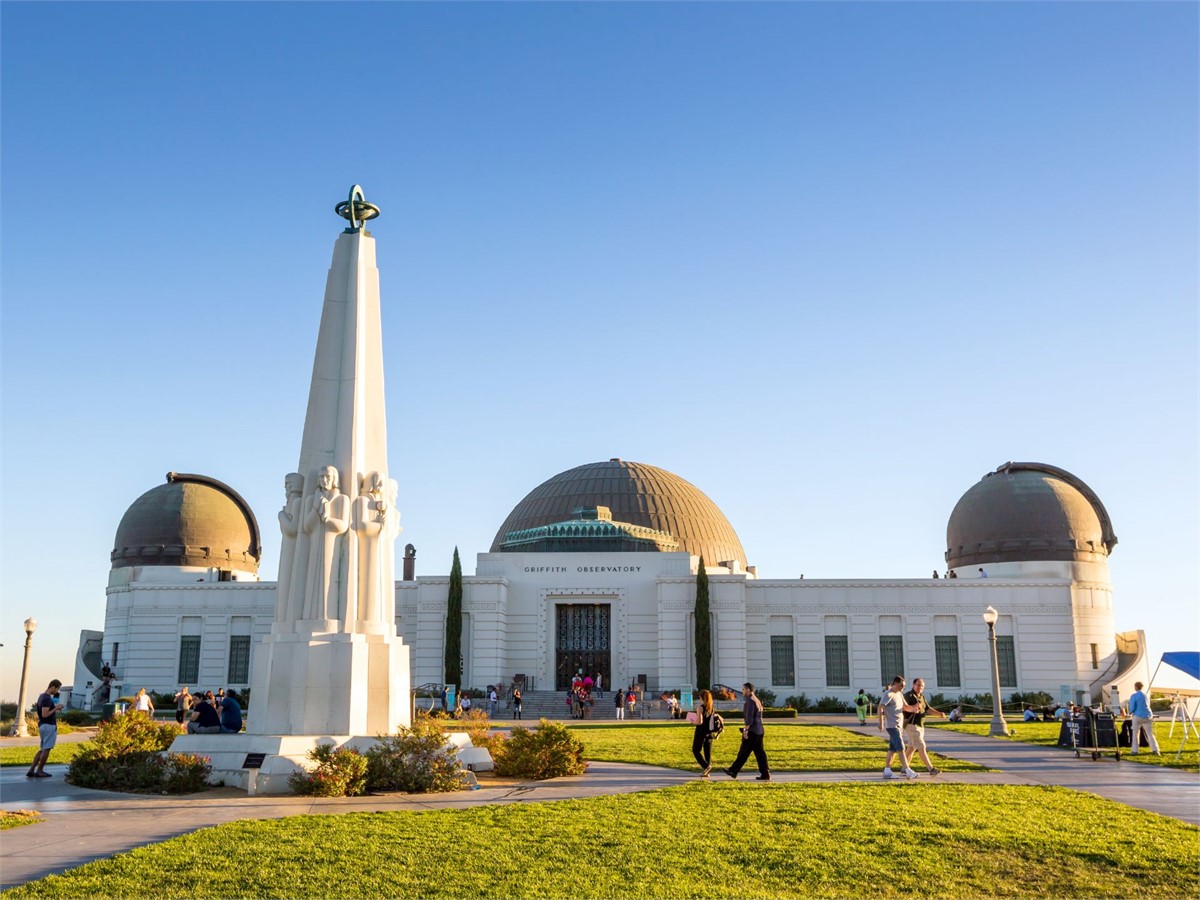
[691, 689, 725, 777]
[854, 688, 870, 725]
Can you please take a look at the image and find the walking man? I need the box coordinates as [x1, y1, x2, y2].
[902, 677, 947, 775]
[879, 675, 921, 779]
[26, 679, 64, 778]
[725, 682, 770, 781]
[1127, 681, 1161, 756]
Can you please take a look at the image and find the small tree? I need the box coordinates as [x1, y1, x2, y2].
[444, 547, 463, 687]
[694, 556, 712, 689]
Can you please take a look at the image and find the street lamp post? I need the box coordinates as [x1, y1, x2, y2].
[982, 606, 1009, 737]
[11, 617, 38, 737]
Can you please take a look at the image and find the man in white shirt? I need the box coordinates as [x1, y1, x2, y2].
[878, 675, 921, 779]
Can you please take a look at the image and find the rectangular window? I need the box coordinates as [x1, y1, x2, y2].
[934, 636, 961, 688]
[111, 642, 120, 667]
[824, 636, 849, 686]
[1090, 643, 1099, 670]
[227, 636, 251, 684]
[178, 636, 201, 683]
[770, 635, 795, 686]
[997, 636, 1017, 688]
[879, 636, 905, 686]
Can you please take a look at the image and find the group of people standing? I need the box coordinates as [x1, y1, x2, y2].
[173, 686, 243, 734]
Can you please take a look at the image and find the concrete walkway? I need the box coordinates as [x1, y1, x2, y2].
[1, 722, 1196, 890]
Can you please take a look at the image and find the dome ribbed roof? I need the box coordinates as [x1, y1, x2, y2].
[491, 459, 747, 568]
[111, 473, 261, 572]
[945, 462, 1116, 568]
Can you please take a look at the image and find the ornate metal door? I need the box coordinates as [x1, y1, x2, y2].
[555, 604, 611, 691]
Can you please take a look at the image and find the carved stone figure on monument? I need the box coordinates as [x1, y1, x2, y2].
[302, 465, 351, 621]
[353, 471, 389, 623]
[275, 472, 305, 623]
[381, 478, 402, 624]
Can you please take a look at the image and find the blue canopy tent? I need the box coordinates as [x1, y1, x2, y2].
[1148, 651, 1200, 750]
[1158, 652, 1200, 681]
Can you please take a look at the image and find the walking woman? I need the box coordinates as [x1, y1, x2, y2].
[512, 687, 523, 720]
[615, 688, 625, 720]
[133, 687, 155, 716]
[692, 689, 718, 777]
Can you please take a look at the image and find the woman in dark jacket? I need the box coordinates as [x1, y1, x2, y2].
[692, 689, 718, 777]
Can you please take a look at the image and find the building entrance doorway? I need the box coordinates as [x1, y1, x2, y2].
[555, 604, 611, 691]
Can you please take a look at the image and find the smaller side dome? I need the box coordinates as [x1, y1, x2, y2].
[111, 473, 262, 572]
[945, 462, 1116, 569]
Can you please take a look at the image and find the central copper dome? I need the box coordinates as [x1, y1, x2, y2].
[491, 459, 747, 568]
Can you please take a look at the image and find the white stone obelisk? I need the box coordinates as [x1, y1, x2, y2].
[249, 185, 410, 737]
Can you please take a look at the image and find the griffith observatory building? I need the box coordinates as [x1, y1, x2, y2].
[78, 456, 1147, 709]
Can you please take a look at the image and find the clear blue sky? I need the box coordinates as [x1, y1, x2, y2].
[2, 2, 1196, 699]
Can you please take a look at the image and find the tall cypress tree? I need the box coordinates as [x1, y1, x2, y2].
[694, 556, 712, 689]
[444, 547, 463, 686]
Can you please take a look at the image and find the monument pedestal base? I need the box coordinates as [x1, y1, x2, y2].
[249, 628, 410, 736]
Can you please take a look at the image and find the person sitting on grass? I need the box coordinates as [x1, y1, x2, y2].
[187, 694, 222, 734]
[1023, 705, 1038, 722]
[948, 705, 964, 722]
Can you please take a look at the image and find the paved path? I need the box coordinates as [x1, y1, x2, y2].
[1, 723, 1196, 890]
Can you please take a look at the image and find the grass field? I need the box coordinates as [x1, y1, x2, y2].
[0, 743, 90, 768]
[570, 722, 988, 772]
[6, 783, 1197, 899]
[930, 720, 1200, 770]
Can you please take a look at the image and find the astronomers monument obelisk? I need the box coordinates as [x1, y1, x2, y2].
[249, 185, 411, 737]
[173, 187, 410, 790]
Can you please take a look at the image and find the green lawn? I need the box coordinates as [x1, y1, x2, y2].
[7, 784, 1196, 899]
[570, 722, 988, 772]
[930, 720, 1200, 770]
[0, 743, 90, 768]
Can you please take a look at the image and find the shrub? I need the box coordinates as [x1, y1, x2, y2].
[1010, 691, 1054, 709]
[460, 708, 492, 744]
[0, 712, 38, 734]
[763, 707, 797, 718]
[160, 753, 213, 793]
[926, 693, 951, 711]
[60, 709, 96, 727]
[364, 718, 463, 794]
[494, 720, 586, 780]
[814, 696, 850, 713]
[289, 745, 368, 797]
[786, 694, 811, 712]
[67, 713, 206, 794]
[755, 688, 777, 707]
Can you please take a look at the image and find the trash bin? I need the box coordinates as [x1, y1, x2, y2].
[100, 702, 126, 719]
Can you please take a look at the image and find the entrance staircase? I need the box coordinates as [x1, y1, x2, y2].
[498, 690, 659, 722]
